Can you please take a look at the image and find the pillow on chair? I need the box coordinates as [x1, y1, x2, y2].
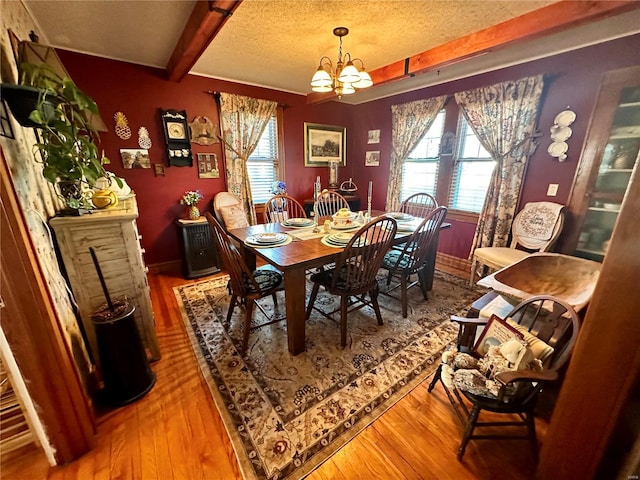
[220, 204, 249, 229]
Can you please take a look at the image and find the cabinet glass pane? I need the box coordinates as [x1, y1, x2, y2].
[576, 86, 640, 260]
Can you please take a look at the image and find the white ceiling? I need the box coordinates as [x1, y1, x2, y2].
[24, 0, 640, 104]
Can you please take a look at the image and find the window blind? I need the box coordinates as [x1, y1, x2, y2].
[247, 116, 278, 203]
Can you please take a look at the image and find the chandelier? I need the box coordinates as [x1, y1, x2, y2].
[310, 27, 373, 98]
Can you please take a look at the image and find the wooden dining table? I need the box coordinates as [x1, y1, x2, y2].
[227, 211, 450, 355]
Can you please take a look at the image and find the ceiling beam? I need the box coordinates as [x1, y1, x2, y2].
[166, 0, 243, 82]
[307, 0, 640, 104]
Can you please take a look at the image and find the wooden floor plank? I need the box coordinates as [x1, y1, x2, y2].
[0, 265, 544, 480]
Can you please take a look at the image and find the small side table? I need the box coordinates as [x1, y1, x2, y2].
[176, 218, 220, 279]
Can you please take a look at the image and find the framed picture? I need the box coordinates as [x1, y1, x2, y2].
[365, 151, 380, 167]
[440, 131, 455, 156]
[304, 123, 346, 167]
[367, 129, 380, 144]
[473, 314, 524, 356]
[120, 148, 151, 169]
[197, 153, 220, 178]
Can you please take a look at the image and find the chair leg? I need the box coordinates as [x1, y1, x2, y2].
[469, 258, 477, 287]
[226, 295, 237, 325]
[401, 273, 408, 318]
[305, 282, 321, 320]
[272, 292, 278, 307]
[526, 410, 539, 461]
[340, 295, 348, 348]
[242, 300, 255, 354]
[386, 269, 392, 286]
[427, 364, 442, 392]
[417, 267, 429, 300]
[370, 286, 384, 326]
[458, 404, 480, 461]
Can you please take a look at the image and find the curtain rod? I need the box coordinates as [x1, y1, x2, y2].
[204, 90, 288, 108]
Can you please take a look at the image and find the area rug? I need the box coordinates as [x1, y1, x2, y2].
[174, 270, 485, 479]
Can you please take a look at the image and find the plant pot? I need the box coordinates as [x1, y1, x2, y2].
[0, 83, 58, 128]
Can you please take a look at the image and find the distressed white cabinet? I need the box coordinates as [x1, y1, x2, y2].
[50, 196, 160, 364]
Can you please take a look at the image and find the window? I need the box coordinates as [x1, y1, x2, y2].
[247, 113, 283, 203]
[400, 110, 445, 201]
[448, 115, 496, 213]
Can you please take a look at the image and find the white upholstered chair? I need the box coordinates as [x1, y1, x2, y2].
[469, 202, 565, 286]
[213, 192, 249, 230]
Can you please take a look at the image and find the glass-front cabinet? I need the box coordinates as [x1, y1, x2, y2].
[564, 65, 640, 262]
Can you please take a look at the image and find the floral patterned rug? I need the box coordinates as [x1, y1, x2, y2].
[174, 270, 485, 480]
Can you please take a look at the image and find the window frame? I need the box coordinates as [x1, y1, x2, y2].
[246, 107, 285, 206]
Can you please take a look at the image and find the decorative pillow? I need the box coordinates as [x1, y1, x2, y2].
[220, 204, 249, 229]
[505, 318, 554, 363]
[473, 314, 524, 357]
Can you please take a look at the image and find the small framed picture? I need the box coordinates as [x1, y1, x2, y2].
[121, 149, 151, 169]
[440, 132, 455, 156]
[154, 163, 165, 176]
[197, 153, 220, 178]
[365, 151, 380, 167]
[473, 315, 524, 356]
[367, 129, 380, 144]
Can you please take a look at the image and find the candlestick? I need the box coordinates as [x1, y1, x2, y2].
[367, 181, 372, 219]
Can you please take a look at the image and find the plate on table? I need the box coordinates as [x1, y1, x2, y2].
[282, 218, 315, 228]
[550, 125, 572, 142]
[330, 221, 360, 230]
[386, 212, 413, 222]
[247, 232, 287, 244]
[321, 234, 368, 248]
[396, 223, 417, 233]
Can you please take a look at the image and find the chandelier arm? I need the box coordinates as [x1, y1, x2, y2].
[317, 56, 333, 69]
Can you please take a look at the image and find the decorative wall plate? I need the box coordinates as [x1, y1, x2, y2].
[554, 110, 576, 127]
[550, 125, 572, 141]
[548, 141, 568, 157]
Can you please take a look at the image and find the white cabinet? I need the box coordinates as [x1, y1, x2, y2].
[50, 197, 160, 365]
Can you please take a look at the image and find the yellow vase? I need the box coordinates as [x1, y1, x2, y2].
[188, 205, 200, 220]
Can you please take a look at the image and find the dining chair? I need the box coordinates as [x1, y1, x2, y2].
[399, 192, 438, 218]
[305, 216, 398, 348]
[264, 194, 307, 223]
[469, 201, 565, 286]
[427, 295, 580, 461]
[315, 190, 349, 217]
[205, 213, 284, 354]
[380, 206, 448, 317]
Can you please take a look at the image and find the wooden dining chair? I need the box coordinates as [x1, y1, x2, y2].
[428, 295, 580, 460]
[264, 194, 307, 223]
[305, 216, 397, 348]
[205, 213, 285, 354]
[380, 206, 448, 317]
[399, 192, 438, 218]
[315, 190, 349, 217]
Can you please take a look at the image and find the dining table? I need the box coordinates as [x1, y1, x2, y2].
[226, 210, 451, 355]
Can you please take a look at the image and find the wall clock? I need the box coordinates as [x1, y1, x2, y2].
[160, 109, 192, 167]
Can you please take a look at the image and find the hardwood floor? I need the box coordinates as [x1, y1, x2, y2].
[1, 265, 545, 479]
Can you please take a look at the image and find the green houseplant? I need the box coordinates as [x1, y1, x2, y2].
[19, 62, 114, 210]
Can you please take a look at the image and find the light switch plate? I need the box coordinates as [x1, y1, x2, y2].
[547, 183, 559, 196]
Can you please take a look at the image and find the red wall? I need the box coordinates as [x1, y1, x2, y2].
[347, 34, 640, 258]
[58, 34, 640, 265]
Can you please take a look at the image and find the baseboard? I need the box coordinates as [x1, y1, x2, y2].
[147, 260, 181, 274]
[435, 252, 471, 279]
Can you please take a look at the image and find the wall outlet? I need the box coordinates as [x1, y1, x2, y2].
[547, 183, 559, 196]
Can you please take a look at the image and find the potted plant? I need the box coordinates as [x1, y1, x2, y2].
[8, 63, 116, 211]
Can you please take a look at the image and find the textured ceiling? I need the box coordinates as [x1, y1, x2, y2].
[23, 0, 640, 103]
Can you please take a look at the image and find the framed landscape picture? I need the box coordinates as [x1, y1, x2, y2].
[304, 123, 346, 167]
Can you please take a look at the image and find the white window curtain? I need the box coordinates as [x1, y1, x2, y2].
[385, 96, 448, 212]
[218, 93, 277, 225]
[455, 74, 545, 259]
